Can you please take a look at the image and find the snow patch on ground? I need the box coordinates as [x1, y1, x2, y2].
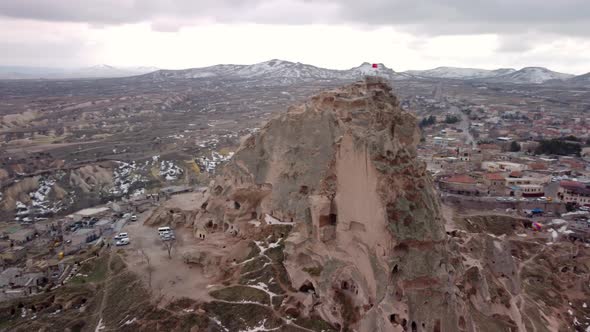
[198, 151, 234, 173]
[160, 160, 183, 181]
[16, 177, 66, 222]
[123, 317, 137, 326]
[239, 319, 281, 332]
[264, 214, 294, 225]
[110, 161, 145, 196]
[248, 220, 261, 227]
[211, 317, 230, 332]
[95, 318, 105, 332]
[249, 282, 279, 299]
[131, 188, 145, 198]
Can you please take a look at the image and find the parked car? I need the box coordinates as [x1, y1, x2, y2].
[158, 227, 172, 236]
[116, 238, 130, 246]
[161, 233, 175, 241]
[131, 214, 138, 222]
[114, 232, 129, 240]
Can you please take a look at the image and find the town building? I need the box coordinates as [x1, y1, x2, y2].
[0, 246, 26, 265]
[508, 184, 545, 198]
[483, 173, 506, 196]
[481, 161, 527, 173]
[439, 174, 482, 196]
[557, 181, 590, 206]
[7, 229, 36, 245]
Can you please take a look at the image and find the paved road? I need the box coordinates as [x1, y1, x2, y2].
[113, 216, 128, 234]
[452, 105, 476, 148]
[442, 194, 566, 214]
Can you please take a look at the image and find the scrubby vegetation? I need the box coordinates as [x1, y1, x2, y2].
[209, 285, 270, 305]
[509, 141, 521, 152]
[303, 266, 323, 277]
[419, 115, 436, 128]
[535, 138, 581, 156]
[444, 114, 460, 124]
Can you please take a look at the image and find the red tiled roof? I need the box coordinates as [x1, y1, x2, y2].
[445, 175, 477, 184]
[509, 171, 523, 178]
[478, 144, 500, 150]
[561, 160, 584, 170]
[560, 181, 590, 195]
[560, 180, 586, 188]
[528, 162, 547, 170]
[484, 173, 505, 181]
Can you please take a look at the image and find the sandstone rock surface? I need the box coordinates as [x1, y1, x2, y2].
[199, 77, 466, 331]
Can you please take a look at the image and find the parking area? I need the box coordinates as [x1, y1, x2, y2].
[116, 209, 214, 303]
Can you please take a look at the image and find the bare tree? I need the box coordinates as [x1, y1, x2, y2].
[140, 249, 153, 288]
[162, 238, 176, 259]
[137, 238, 153, 288]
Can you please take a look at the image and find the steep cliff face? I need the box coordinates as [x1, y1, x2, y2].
[200, 77, 466, 331]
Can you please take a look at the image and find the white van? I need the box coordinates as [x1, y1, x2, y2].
[114, 232, 128, 240]
[158, 227, 172, 236]
[116, 238, 130, 246]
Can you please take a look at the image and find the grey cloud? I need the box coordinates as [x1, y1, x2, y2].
[496, 34, 546, 53]
[0, 0, 589, 37]
[497, 40, 534, 53]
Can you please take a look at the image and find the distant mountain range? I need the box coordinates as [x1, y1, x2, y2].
[484, 67, 574, 84]
[406, 66, 576, 84]
[0, 65, 159, 79]
[146, 59, 410, 83]
[143, 60, 587, 85]
[405, 67, 517, 79]
[1, 60, 588, 86]
[568, 72, 590, 84]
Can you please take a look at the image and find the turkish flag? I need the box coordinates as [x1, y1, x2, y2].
[372, 63, 378, 68]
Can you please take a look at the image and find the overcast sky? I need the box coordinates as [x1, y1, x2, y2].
[0, 0, 589, 74]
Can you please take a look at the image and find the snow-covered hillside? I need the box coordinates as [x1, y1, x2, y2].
[405, 66, 516, 79]
[490, 67, 574, 84]
[145, 59, 406, 82]
[405, 65, 576, 84]
[348, 62, 412, 80]
[567, 72, 590, 85]
[4, 60, 579, 85]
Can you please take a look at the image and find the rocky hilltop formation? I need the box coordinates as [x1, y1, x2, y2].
[197, 77, 464, 331]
